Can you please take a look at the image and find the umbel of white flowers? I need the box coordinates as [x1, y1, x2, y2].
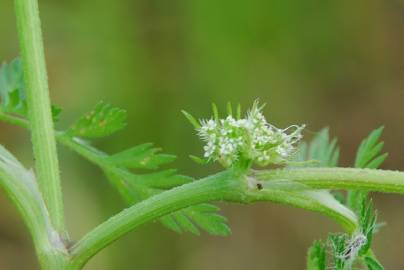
[194, 102, 305, 167]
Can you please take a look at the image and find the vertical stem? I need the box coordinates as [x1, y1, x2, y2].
[14, 0, 65, 233]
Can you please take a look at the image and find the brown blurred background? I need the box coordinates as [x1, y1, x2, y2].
[1, 0, 404, 269]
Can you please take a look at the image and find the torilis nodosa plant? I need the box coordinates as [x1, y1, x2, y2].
[0, 0, 403, 269]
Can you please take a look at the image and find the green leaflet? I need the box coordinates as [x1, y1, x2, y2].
[348, 127, 387, 213]
[108, 155, 231, 236]
[355, 127, 388, 169]
[160, 204, 231, 236]
[364, 256, 384, 270]
[0, 58, 27, 115]
[294, 127, 339, 167]
[105, 143, 176, 170]
[68, 101, 127, 138]
[306, 240, 326, 270]
[0, 58, 61, 121]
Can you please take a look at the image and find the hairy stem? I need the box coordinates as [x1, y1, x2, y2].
[14, 0, 64, 232]
[0, 151, 69, 269]
[69, 169, 356, 268]
[255, 167, 404, 194]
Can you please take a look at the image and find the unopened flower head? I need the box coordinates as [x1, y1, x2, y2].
[195, 102, 305, 167]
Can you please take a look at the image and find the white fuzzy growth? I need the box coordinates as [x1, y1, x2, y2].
[338, 233, 367, 266]
[196, 102, 305, 167]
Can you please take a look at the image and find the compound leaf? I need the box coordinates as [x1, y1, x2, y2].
[72, 138, 230, 236]
[120, 168, 229, 235]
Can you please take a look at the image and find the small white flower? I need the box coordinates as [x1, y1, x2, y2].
[196, 101, 305, 167]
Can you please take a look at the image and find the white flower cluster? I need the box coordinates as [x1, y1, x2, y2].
[197, 102, 305, 167]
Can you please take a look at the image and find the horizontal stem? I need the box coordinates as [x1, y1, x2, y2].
[69, 170, 240, 268]
[69, 169, 357, 268]
[255, 167, 404, 194]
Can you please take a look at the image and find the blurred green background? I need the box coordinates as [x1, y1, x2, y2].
[1, 0, 404, 269]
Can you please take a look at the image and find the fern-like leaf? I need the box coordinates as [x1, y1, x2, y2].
[63, 128, 230, 236]
[355, 126, 388, 169]
[113, 162, 230, 235]
[105, 143, 176, 170]
[68, 101, 127, 138]
[294, 127, 339, 167]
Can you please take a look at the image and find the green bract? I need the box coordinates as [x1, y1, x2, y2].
[194, 102, 305, 167]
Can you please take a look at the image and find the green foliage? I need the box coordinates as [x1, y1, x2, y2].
[348, 127, 387, 215]
[329, 233, 348, 270]
[0, 58, 27, 115]
[358, 198, 377, 255]
[68, 101, 127, 138]
[105, 143, 176, 170]
[294, 127, 339, 167]
[0, 57, 230, 237]
[182, 110, 200, 129]
[5, 0, 404, 266]
[0, 58, 61, 121]
[104, 145, 230, 235]
[160, 204, 231, 236]
[307, 240, 326, 270]
[364, 256, 384, 270]
[63, 104, 230, 236]
[355, 127, 388, 169]
[304, 128, 386, 270]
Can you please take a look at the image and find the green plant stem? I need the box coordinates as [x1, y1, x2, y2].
[69, 165, 404, 267]
[14, 0, 64, 232]
[0, 153, 69, 269]
[0, 110, 29, 128]
[1, 112, 404, 269]
[68, 169, 356, 268]
[255, 167, 404, 194]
